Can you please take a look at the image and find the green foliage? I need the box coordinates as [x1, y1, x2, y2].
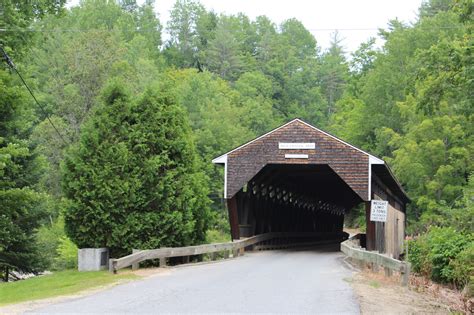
[205, 18, 245, 81]
[205, 229, 230, 244]
[62, 82, 211, 256]
[343, 204, 366, 231]
[36, 217, 64, 270]
[0, 189, 46, 278]
[0, 68, 48, 280]
[449, 242, 474, 295]
[36, 214, 77, 270]
[408, 227, 473, 288]
[165, 0, 206, 68]
[54, 236, 78, 270]
[0, 0, 65, 58]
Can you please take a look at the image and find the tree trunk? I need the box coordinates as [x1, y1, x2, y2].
[4, 266, 9, 282]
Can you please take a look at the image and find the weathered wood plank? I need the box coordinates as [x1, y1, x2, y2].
[340, 234, 411, 286]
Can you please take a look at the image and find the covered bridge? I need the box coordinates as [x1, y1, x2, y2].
[213, 119, 409, 258]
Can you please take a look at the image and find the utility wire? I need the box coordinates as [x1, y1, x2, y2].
[0, 26, 465, 33]
[0, 45, 69, 145]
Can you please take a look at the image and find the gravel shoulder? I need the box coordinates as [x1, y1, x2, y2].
[350, 270, 453, 314]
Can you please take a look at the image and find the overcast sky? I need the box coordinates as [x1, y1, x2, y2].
[69, 0, 425, 53]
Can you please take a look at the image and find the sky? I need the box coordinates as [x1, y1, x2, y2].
[68, 0, 425, 53]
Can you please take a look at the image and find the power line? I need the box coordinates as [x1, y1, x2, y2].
[0, 45, 69, 145]
[0, 26, 465, 33]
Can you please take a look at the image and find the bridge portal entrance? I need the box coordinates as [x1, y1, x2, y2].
[213, 119, 409, 258]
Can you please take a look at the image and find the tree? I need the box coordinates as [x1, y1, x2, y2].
[0, 70, 46, 281]
[205, 20, 244, 81]
[165, 0, 206, 68]
[255, 18, 325, 125]
[0, 0, 65, 58]
[319, 32, 349, 117]
[235, 71, 279, 135]
[62, 82, 211, 256]
[27, 0, 163, 140]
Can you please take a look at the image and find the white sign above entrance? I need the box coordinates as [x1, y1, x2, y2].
[370, 200, 388, 222]
[279, 142, 315, 150]
[285, 154, 308, 159]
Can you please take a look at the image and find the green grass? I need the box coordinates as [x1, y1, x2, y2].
[369, 280, 381, 288]
[0, 270, 139, 306]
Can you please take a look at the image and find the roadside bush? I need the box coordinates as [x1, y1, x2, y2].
[36, 215, 78, 270]
[36, 218, 64, 270]
[408, 226, 473, 289]
[407, 237, 431, 276]
[450, 242, 474, 296]
[53, 236, 78, 270]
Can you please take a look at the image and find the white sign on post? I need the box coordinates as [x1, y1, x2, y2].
[370, 200, 388, 222]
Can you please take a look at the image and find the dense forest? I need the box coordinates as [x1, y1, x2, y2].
[0, 0, 472, 290]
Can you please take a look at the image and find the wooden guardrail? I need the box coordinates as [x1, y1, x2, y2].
[109, 232, 345, 273]
[340, 234, 410, 286]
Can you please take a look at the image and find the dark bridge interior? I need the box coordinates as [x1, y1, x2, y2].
[232, 164, 363, 238]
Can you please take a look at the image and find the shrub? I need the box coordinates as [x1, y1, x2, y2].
[53, 237, 78, 270]
[407, 237, 431, 276]
[36, 218, 64, 269]
[36, 215, 78, 271]
[450, 242, 474, 294]
[408, 226, 473, 288]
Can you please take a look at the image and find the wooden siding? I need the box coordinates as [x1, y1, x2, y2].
[373, 186, 406, 259]
[226, 120, 370, 200]
[384, 205, 405, 258]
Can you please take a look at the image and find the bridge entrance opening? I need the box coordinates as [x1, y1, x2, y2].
[233, 164, 362, 237]
[213, 119, 409, 258]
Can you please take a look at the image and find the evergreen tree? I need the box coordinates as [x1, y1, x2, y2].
[62, 82, 211, 256]
[319, 32, 349, 117]
[165, 0, 206, 68]
[0, 70, 46, 281]
[205, 20, 244, 81]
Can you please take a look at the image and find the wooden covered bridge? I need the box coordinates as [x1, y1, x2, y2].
[213, 119, 409, 258]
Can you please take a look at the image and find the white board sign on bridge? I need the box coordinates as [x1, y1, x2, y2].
[370, 200, 388, 222]
[279, 142, 315, 149]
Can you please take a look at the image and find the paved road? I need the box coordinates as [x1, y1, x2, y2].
[31, 245, 360, 314]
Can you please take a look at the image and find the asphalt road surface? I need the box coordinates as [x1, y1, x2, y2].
[31, 245, 360, 314]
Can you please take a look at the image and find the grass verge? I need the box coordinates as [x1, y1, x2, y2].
[0, 270, 139, 306]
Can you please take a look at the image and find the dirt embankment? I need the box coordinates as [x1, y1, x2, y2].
[350, 270, 472, 314]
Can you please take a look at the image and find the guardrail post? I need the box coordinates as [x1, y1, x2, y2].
[211, 252, 217, 261]
[183, 256, 190, 264]
[384, 267, 392, 277]
[400, 262, 410, 286]
[132, 249, 139, 270]
[160, 257, 167, 268]
[371, 262, 379, 272]
[224, 250, 229, 259]
[109, 259, 117, 274]
[233, 248, 239, 258]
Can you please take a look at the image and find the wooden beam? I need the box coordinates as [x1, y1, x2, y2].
[227, 196, 240, 240]
[365, 201, 376, 250]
